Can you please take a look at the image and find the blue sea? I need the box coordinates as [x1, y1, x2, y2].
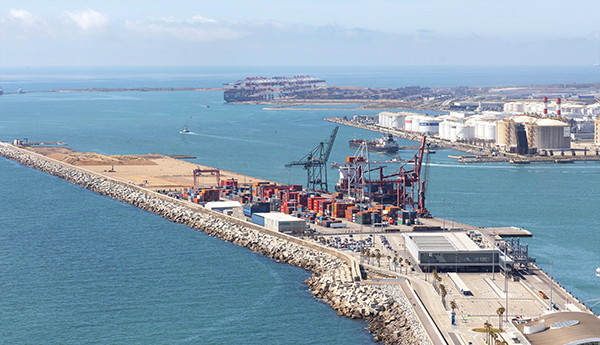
[1, 66, 599, 343]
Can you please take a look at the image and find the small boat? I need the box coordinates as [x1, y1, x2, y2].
[181, 125, 190, 134]
[596, 267, 600, 277]
[510, 159, 530, 164]
[554, 159, 574, 164]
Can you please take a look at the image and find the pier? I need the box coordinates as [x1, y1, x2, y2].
[2, 141, 597, 345]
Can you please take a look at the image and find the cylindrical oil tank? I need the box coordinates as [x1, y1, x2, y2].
[405, 116, 413, 131]
[514, 102, 524, 112]
[412, 116, 421, 132]
[378, 113, 386, 126]
[495, 121, 511, 146]
[456, 125, 466, 140]
[392, 115, 405, 129]
[438, 122, 446, 139]
[485, 123, 496, 141]
[467, 126, 476, 140]
[450, 125, 457, 141]
[476, 122, 486, 139]
[419, 119, 440, 134]
[443, 121, 453, 139]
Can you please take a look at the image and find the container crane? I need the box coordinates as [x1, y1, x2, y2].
[193, 168, 220, 187]
[332, 135, 431, 217]
[286, 126, 339, 191]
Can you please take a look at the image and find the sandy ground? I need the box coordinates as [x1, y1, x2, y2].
[26, 147, 269, 190]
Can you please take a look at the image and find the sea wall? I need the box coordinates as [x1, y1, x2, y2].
[0, 142, 424, 344]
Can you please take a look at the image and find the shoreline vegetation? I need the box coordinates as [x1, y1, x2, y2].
[0, 142, 429, 345]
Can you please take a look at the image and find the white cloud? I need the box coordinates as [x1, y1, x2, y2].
[65, 9, 108, 31]
[190, 15, 216, 24]
[10, 9, 36, 26]
[124, 19, 239, 42]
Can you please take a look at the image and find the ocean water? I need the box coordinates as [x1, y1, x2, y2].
[1, 66, 599, 344]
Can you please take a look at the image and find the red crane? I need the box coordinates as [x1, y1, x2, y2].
[193, 168, 220, 187]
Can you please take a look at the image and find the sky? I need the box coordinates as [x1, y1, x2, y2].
[0, 0, 599, 67]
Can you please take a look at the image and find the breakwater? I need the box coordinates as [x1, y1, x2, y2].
[0, 142, 427, 345]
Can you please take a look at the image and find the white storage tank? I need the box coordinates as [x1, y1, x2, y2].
[476, 122, 486, 139]
[392, 115, 405, 129]
[405, 116, 413, 131]
[419, 119, 440, 134]
[456, 125, 475, 140]
[513, 102, 524, 112]
[442, 121, 453, 139]
[485, 123, 496, 141]
[412, 116, 421, 132]
[450, 125, 457, 141]
[378, 113, 386, 126]
[455, 125, 466, 140]
[438, 122, 446, 139]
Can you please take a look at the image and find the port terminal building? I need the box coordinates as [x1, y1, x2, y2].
[403, 231, 513, 273]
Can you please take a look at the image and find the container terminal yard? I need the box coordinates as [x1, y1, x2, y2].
[9, 139, 600, 345]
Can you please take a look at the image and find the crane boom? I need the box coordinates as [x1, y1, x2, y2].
[285, 126, 339, 191]
[323, 126, 339, 163]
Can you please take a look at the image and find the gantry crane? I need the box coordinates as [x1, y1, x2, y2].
[286, 126, 339, 191]
[193, 168, 220, 187]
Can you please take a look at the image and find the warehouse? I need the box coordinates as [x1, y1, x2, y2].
[251, 212, 306, 234]
[205, 201, 242, 212]
[403, 231, 508, 273]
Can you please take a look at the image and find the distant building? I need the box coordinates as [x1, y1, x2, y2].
[403, 231, 508, 273]
[595, 116, 600, 146]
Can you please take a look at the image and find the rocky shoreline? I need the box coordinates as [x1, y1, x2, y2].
[0, 142, 426, 345]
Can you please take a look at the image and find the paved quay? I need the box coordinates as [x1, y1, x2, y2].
[4, 142, 595, 344]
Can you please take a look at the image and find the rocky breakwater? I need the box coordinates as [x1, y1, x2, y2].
[0, 142, 421, 344]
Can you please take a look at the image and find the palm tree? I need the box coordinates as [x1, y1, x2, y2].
[450, 300, 457, 312]
[496, 306, 505, 330]
[386, 255, 391, 269]
[483, 321, 492, 344]
[392, 256, 397, 271]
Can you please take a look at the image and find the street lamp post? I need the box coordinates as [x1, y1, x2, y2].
[492, 245, 495, 280]
[443, 199, 446, 230]
[451, 206, 454, 230]
[244, 163, 246, 186]
[505, 253, 509, 322]
[550, 261, 553, 310]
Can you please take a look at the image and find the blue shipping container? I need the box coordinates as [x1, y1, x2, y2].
[252, 213, 265, 226]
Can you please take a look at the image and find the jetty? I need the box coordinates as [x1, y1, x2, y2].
[0, 142, 426, 345]
[2, 141, 597, 345]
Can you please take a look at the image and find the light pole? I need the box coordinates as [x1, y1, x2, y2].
[443, 199, 446, 230]
[451, 206, 454, 230]
[244, 163, 246, 186]
[492, 244, 495, 280]
[550, 261, 553, 311]
[505, 254, 509, 322]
